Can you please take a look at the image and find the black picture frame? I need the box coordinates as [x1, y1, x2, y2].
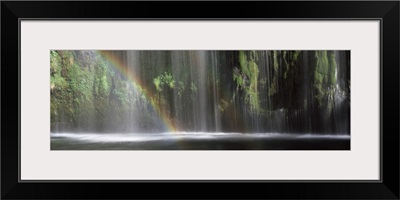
[2, 1, 399, 199]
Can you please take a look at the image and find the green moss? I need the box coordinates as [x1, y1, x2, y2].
[153, 71, 175, 91]
[292, 51, 300, 61]
[114, 82, 130, 106]
[233, 68, 244, 88]
[316, 51, 329, 75]
[177, 81, 185, 97]
[153, 76, 162, 92]
[190, 82, 197, 93]
[328, 51, 337, 86]
[235, 51, 261, 112]
[314, 71, 323, 84]
[239, 51, 250, 77]
[51, 51, 107, 130]
[313, 50, 338, 107]
[273, 50, 279, 72]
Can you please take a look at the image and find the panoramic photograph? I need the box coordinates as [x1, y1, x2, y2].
[50, 50, 350, 150]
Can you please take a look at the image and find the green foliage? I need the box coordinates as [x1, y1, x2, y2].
[233, 67, 244, 88]
[291, 51, 300, 62]
[238, 51, 250, 78]
[313, 51, 327, 106]
[177, 81, 185, 97]
[50, 51, 95, 130]
[153, 71, 175, 92]
[273, 50, 279, 72]
[313, 51, 338, 107]
[113, 81, 130, 106]
[316, 51, 329, 76]
[152, 71, 199, 117]
[96, 61, 112, 96]
[234, 51, 261, 112]
[50, 50, 61, 74]
[50, 50, 145, 132]
[50, 73, 67, 90]
[153, 76, 162, 92]
[164, 73, 175, 89]
[328, 51, 337, 85]
[50, 51, 68, 91]
[190, 82, 197, 93]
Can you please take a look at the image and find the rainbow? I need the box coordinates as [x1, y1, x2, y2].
[98, 51, 179, 132]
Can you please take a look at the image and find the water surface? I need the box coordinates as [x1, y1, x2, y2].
[51, 132, 350, 150]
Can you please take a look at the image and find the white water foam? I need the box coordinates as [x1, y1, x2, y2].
[51, 132, 350, 143]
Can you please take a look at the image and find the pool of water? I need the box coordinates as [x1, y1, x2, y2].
[51, 132, 350, 150]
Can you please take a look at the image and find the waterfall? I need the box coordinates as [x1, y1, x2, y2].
[50, 50, 350, 135]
